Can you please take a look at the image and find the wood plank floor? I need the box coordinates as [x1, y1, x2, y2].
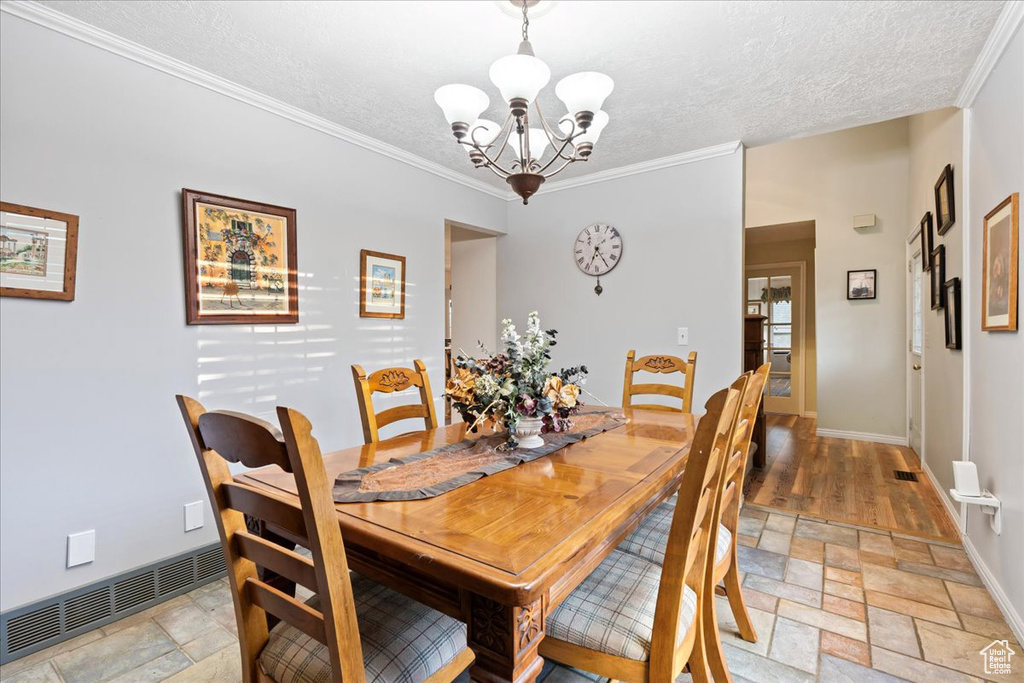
[746, 415, 960, 541]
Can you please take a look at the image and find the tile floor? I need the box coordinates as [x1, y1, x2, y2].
[2, 505, 1020, 682]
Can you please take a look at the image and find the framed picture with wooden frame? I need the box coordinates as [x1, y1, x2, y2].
[944, 277, 962, 350]
[982, 192, 1019, 331]
[0, 202, 79, 301]
[919, 212, 934, 271]
[360, 249, 406, 319]
[934, 164, 956, 235]
[181, 189, 298, 325]
[930, 244, 946, 310]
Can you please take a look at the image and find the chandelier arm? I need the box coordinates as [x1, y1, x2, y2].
[470, 143, 517, 177]
[534, 136, 580, 175]
[534, 100, 572, 144]
[541, 155, 584, 180]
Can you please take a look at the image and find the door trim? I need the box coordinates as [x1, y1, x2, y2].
[905, 229, 926, 462]
[745, 260, 806, 417]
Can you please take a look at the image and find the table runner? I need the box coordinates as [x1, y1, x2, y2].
[333, 410, 627, 503]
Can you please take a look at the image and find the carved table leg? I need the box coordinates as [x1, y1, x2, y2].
[464, 592, 545, 683]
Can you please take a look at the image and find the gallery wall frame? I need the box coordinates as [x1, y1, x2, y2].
[944, 277, 962, 350]
[934, 164, 956, 235]
[981, 192, 1019, 331]
[181, 189, 298, 325]
[847, 269, 876, 300]
[360, 249, 406, 319]
[0, 202, 79, 301]
[920, 212, 934, 272]
[930, 244, 946, 311]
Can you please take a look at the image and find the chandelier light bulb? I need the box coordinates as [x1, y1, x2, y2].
[555, 72, 614, 122]
[560, 110, 610, 145]
[489, 53, 551, 105]
[507, 128, 550, 160]
[434, 84, 490, 129]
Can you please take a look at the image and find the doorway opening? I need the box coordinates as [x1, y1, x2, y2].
[444, 220, 500, 424]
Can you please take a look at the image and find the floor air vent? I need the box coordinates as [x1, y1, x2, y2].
[894, 470, 919, 482]
[0, 542, 225, 665]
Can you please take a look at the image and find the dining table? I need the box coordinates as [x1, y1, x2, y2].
[237, 407, 697, 683]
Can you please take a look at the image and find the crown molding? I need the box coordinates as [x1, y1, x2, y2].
[515, 141, 743, 201]
[956, 0, 1024, 108]
[0, 0, 511, 200]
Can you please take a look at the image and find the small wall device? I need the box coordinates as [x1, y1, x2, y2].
[949, 461, 1001, 535]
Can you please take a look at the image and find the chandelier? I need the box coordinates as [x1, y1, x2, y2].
[434, 0, 613, 204]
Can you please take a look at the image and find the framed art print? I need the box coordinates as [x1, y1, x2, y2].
[934, 164, 956, 235]
[847, 269, 876, 300]
[0, 202, 79, 301]
[360, 249, 406, 319]
[181, 189, 298, 325]
[944, 277, 961, 350]
[931, 244, 946, 310]
[920, 212, 934, 271]
[982, 192, 1019, 331]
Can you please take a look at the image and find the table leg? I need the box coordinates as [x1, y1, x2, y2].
[465, 593, 545, 683]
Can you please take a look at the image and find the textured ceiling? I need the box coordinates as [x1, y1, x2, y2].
[36, 0, 1004, 191]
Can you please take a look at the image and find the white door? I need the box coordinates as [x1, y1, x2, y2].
[746, 264, 804, 415]
[908, 250, 924, 456]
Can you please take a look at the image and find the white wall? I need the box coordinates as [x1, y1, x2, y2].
[498, 149, 745, 413]
[451, 237, 498, 358]
[746, 120, 911, 439]
[906, 108, 964, 501]
[0, 14, 506, 611]
[965, 24, 1024, 635]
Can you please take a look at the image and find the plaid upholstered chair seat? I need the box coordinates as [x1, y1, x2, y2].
[259, 574, 467, 683]
[546, 549, 697, 661]
[618, 502, 731, 566]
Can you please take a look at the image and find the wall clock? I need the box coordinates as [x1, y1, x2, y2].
[574, 223, 622, 295]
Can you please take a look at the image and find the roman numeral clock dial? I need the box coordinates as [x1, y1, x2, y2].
[574, 223, 622, 295]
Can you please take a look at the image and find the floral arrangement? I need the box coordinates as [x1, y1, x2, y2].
[446, 311, 587, 446]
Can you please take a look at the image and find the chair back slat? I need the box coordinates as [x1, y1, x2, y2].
[221, 482, 310, 547]
[622, 350, 698, 413]
[235, 530, 319, 593]
[352, 359, 438, 444]
[245, 578, 328, 644]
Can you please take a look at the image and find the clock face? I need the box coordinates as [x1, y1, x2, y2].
[574, 223, 622, 276]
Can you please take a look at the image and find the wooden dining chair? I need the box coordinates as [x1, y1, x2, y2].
[351, 359, 439, 444]
[622, 350, 698, 413]
[175, 396, 474, 683]
[538, 382, 743, 683]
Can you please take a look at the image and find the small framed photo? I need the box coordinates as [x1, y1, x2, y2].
[934, 164, 956, 235]
[931, 244, 946, 310]
[982, 192, 1019, 331]
[847, 269, 876, 300]
[944, 277, 961, 350]
[920, 212, 934, 271]
[360, 249, 406, 319]
[181, 189, 298, 325]
[1, 202, 79, 301]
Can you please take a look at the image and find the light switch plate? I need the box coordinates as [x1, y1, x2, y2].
[184, 501, 204, 532]
[67, 530, 95, 568]
[677, 327, 689, 345]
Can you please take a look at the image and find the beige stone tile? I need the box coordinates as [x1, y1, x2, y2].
[825, 566, 862, 587]
[764, 513, 796, 535]
[52, 621, 176, 683]
[777, 599, 867, 642]
[826, 544, 861, 571]
[825, 580, 864, 602]
[895, 545, 937, 565]
[867, 605, 920, 658]
[945, 582, 1003, 621]
[721, 642, 816, 683]
[740, 506, 770, 521]
[188, 581, 233, 612]
[102, 595, 193, 636]
[106, 651, 193, 682]
[897, 561, 982, 587]
[871, 646, 974, 683]
[163, 646, 241, 683]
[180, 626, 236, 663]
[0, 661, 62, 683]
[795, 519, 859, 548]
[738, 534, 759, 548]
[743, 574, 822, 608]
[859, 531, 895, 556]
[785, 558, 823, 591]
[860, 550, 899, 568]
[861, 564, 953, 609]
[820, 631, 871, 667]
[958, 614, 1020, 645]
[154, 603, 220, 646]
[741, 587, 779, 613]
[916, 620, 1018, 681]
[758, 530, 792, 555]
[738, 516, 766, 537]
[865, 590, 961, 628]
[893, 537, 931, 553]
[824, 594, 865, 622]
[768, 617, 819, 674]
[790, 536, 824, 563]
[712, 596, 775, 656]
[0, 629, 104, 677]
[931, 546, 973, 573]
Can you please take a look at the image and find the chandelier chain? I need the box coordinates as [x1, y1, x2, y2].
[521, 2, 530, 41]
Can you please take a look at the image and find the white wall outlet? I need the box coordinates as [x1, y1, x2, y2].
[67, 530, 95, 568]
[184, 501, 204, 532]
[677, 327, 689, 345]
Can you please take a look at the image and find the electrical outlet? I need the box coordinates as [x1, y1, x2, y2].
[67, 530, 95, 568]
[184, 501, 204, 532]
[677, 327, 689, 345]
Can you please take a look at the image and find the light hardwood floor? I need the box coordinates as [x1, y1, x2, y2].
[746, 415, 960, 541]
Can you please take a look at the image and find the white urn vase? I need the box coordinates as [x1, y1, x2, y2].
[513, 416, 545, 449]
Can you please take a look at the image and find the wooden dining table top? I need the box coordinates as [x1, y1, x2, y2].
[238, 407, 697, 606]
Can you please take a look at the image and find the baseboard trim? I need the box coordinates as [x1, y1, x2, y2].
[962, 534, 1024, 647]
[815, 428, 908, 446]
[802, 411, 818, 419]
[921, 460, 961, 530]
